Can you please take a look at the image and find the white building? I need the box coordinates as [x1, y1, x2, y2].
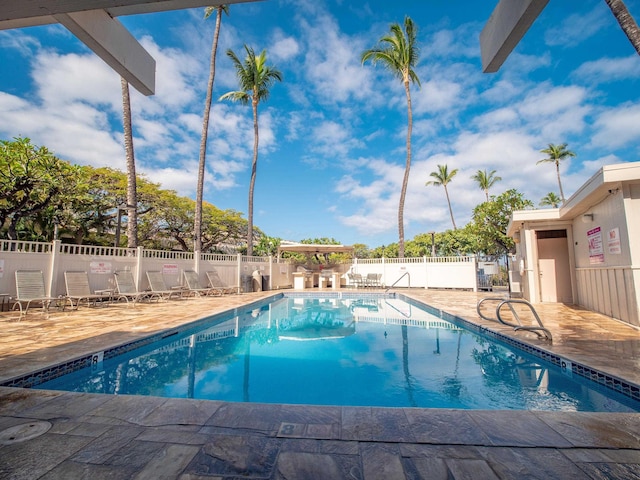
[507, 162, 640, 328]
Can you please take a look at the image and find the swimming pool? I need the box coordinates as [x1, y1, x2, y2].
[33, 294, 640, 412]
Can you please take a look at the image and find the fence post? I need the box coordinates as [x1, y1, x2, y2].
[237, 253, 242, 294]
[268, 255, 273, 290]
[136, 246, 144, 289]
[47, 240, 61, 298]
[423, 255, 428, 290]
[194, 250, 201, 274]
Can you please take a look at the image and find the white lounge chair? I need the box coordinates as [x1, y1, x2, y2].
[64, 271, 111, 309]
[114, 270, 155, 305]
[183, 270, 221, 296]
[146, 271, 185, 300]
[206, 270, 237, 295]
[13, 270, 56, 315]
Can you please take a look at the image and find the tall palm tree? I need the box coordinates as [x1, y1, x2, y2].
[540, 192, 562, 208]
[194, 5, 228, 253]
[471, 169, 501, 202]
[426, 164, 458, 230]
[537, 143, 576, 204]
[362, 16, 421, 259]
[121, 77, 137, 248]
[604, 0, 640, 55]
[220, 46, 282, 257]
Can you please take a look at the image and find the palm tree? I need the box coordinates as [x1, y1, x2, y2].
[120, 77, 137, 248]
[540, 192, 562, 208]
[220, 46, 282, 257]
[362, 16, 421, 259]
[194, 5, 228, 253]
[604, 0, 640, 55]
[537, 143, 576, 204]
[426, 164, 458, 230]
[471, 169, 501, 202]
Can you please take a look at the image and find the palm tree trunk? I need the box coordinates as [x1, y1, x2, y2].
[247, 95, 259, 257]
[555, 161, 565, 203]
[194, 7, 224, 253]
[121, 77, 138, 248]
[398, 80, 413, 258]
[604, 0, 640, 55]
[444, 185, 457, 230]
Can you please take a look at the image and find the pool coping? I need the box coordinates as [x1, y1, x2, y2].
[3, 291, 639, 408]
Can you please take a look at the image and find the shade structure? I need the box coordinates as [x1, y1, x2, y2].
[277, 243, 354, 256]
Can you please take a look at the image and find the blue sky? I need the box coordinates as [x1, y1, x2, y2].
[1, 0, 639, 249]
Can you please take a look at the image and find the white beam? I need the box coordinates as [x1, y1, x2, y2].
[54, 10, 156, 95]
[480, 0, 549, 73]
[0, 0, 254, 27]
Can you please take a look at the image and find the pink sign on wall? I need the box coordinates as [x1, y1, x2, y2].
[587, 226, 604, 264]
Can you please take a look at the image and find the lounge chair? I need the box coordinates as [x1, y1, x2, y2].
[114, 270, 155, 305]
[366, 273, 383, 288]
[13, 270, 57, 315]
[206, 270, 237, 295]
[64, 271, 112, 309]
[146, 271, 186, 300]
[347, 273, 365, 288]
[183, 270, 221, 296]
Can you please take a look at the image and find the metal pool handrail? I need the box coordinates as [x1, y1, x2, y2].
[385, 272, 410, 292]
[477, 297, 552, 342]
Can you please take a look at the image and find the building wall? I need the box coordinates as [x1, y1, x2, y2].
[572, 187, 639, 327]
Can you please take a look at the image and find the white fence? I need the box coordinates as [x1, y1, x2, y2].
[0, 240, 479, 300]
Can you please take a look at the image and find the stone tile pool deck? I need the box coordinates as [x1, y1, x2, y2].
[0, 289, 639, 479]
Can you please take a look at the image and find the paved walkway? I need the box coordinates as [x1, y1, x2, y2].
[1, 289, 639, 479]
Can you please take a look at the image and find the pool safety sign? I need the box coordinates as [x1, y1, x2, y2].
[608, 228, 621, 255]
[587, 227, 604, 264]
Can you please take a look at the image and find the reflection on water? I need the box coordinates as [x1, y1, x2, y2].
[37, 297, 639, 412]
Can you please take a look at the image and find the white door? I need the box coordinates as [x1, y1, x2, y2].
[537, 231, 572, 303]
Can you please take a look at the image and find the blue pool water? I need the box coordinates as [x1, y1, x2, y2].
[36, 295, 639, 412]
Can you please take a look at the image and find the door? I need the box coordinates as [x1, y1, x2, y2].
[537, 230, 572, 303]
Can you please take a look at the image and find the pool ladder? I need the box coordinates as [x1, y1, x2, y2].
[476, 297, 552, 342]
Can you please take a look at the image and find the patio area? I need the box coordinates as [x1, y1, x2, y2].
[1, 289, 639, 479]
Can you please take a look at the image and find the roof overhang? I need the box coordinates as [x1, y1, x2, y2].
[0, 0, 259, 95]
[507, 162, 640, 236]
[480, 0, 549, 73]
[277, 243, 355, 256]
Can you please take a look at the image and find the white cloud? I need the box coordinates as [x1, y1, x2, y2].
[544, 5, 610, 47]
[572, 56, 640, 84]
[591, 103, 640, 149]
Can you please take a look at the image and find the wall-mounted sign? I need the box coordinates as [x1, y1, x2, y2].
[607, 228, 621, 255]
[587, 227, 604, 264]
[90, 261, 112, 274]
[163, 264, 178, 275]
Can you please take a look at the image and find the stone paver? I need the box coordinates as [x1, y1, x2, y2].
[0, 289, 639, 479]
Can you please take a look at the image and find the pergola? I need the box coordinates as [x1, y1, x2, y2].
[0, 0, 258, 95]
[277, 243, 354, 258]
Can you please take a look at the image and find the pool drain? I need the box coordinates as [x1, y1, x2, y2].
[0, 421, 52, 445]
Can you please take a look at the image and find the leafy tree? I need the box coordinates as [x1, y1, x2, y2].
[436, 226, 480, 257]
[220, 45, 282, 257]
[362, 16, 421, 258]
[537, 143, 576, 204]
[471, 169, 501, 202]
[471, 189, 533, 256]
[121, 78, 138, 248]
[195, 5, 229, 253]
[426, 164, 459, 230]
[0, 137, 80, 240]
[352, 243, 370, 259]
[539, 192, 562, 208]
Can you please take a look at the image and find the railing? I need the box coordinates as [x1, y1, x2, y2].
[60, 244, 137, 257]
[0, 240, 53, 253]
[385, 272, 410, 292]
[477, 297, 552, 341]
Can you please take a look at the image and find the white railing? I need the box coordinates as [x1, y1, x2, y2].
[0, 239, 479, 298]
